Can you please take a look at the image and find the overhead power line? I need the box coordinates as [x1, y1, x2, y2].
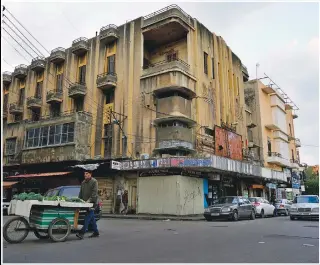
[3, 5, 50, 54]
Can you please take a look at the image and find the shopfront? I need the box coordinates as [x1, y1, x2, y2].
[206, 174, 222, 206]
[266, 183, 277, 202]
[222, 176, 237, 196]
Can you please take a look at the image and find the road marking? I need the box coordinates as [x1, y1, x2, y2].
[303, 244, 315, 247]
[258, 242, 265, 244]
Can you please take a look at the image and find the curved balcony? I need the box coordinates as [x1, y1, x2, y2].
[71, 37, 89, 55]
[13, 64, 28, 79]
[96, 72, 117, 91]
[9, 102, 23, 115]
[100, 24, 119, 44]
[141, 59, 196, 99]
[50, 47, 66, 64]
[3, 71, 12, 85]
[31, 56, 46, 72]
[295, 138, 301, 148]
[46, 90, 63, 104]
[68, 83, 87, 98]
[27, 97, 42, 109]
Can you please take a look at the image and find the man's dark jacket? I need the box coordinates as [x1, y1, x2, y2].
[79, 177, 98, 206]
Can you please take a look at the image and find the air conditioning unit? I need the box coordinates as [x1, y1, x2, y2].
[140, 153, 150, 160]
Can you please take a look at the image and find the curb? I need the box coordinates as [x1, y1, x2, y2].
[102, 215, 205, 221]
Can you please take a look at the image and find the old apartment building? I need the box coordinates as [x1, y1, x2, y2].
[244, 78, 300, 171]
[3, 5, 300, 215]
[3, 5, 249, 167]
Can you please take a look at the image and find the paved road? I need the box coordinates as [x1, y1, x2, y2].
[3, 215, 319, 263]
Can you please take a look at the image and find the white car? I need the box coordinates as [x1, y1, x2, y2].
[290, 195, 319, 220]
[249, 197, 275, 218]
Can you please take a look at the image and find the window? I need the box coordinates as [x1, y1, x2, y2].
[105, 90, 114, 104]
[107, 55, 115, 74]
[4, 94, 8, 110]
[289, 123, 292, 136]
[205, 128, 213, 136]
[14, 114, 22, 122]
[6, 138, 16, 155]
[104, 124, 113, 158]
[50, 104, 61, 117]
[212, 58, 215, 79]
[204, 52, 208, 74]
[19, 88, 25, 105]
[167, 51, 177, 62]
[61, 123, 74, 143]
[31, 109, 40, 121]
[267, 138, 272, 155]
[25, 123, 75, 149]
[291, 149, 294, 161]
[78, 65, 86, 84]
[237, 77, 239, 96]
[35, 82, 43, 98]
[56, 74, 63, 92]
[75, 98, 84, 112]
[61, 187, 80, 197]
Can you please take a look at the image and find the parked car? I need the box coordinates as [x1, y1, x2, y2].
[275, 199, 292, 216]
[290, 195, 319, 220]
[249, 197, 275, 218]
[204, 196, 256, 221]
[44, 186, 102, 224]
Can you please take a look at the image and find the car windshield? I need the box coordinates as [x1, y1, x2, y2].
[61, 187, 80, 198]
[249, 198, 257, 202]
[294, 196, 319, 204]
[216, 197, 238, 204]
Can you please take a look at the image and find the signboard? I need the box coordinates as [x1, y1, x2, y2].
[214, 126, 242, 161]
[291, 171, 300, 189]
[111, 161, 121, 170]
[266, 183, 277, 189]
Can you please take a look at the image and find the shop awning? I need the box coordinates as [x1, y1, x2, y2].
[6, 172, 71, 179]
[252, 184, 264, 189]
[3, 181, 19, 188]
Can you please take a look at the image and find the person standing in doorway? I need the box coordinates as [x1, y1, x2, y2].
[76, 170, 100, 239]
[121, 190, 128, 214]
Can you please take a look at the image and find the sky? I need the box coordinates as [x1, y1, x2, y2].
[1, 1, 319, 165]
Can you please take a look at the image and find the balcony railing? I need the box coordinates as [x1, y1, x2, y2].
[24, 110, 92, 123]
[3, 71, 12, 84]
[266, 152, 291, 167]
[142, 58, 190, 77]
[143, 4, 194, 28]
[71, 37, 89, 55]
[9, 102, 23, 114]
[100, 24, 119, 44]
[46, 90, 63, 103]
[68, 83, 87, 98]
[50, 47, 66, 64]
[30, 56, 46, 72]
[295, 138, 301, 147]
[13, 64, 28, 79]
[96, 72, 117, 90]
[27, 96, 42, 109]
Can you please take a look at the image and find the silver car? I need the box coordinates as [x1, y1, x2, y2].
[275, 199, 292, 216]
[290, 195, 319, 220]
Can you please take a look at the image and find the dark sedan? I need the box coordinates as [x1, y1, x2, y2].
[204, 196, 256, 221]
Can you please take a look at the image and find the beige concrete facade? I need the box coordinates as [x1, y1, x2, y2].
[137, 175, 204, 215]
[244, 79, 299, 171]
[3, 5, 249, 166]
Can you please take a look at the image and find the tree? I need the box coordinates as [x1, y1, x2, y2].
[305, 177, 319, 195]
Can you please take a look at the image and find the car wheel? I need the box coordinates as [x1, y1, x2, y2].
[232, 210, 238, 221]
[205, 217, 212, 222]
[250, 210, 255, 220]
[290, 216, 295, 220]
[260, 209, 265, 218]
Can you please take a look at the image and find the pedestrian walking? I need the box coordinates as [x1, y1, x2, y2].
[121, 190, 128, 214]
[76, 170, 100, 239]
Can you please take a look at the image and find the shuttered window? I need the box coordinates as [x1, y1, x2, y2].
[56, 74, 63, 92]
[107, 55, 115, 74]
[6, 138, 16, 155]
[35, 82, 43, 98]
[204, 52, 208, 74]
[19, 88, 25, 106]
[79, 65, 86, 84]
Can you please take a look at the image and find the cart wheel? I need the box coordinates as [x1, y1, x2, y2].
[34, 229, 49, 239]
[3, 216, 30, 244]
[48, 218, 71, 242]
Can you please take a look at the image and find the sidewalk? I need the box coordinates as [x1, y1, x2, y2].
[102, 213, 205, 221]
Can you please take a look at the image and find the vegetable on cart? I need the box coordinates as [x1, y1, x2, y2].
[3, 196, 93, 244]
